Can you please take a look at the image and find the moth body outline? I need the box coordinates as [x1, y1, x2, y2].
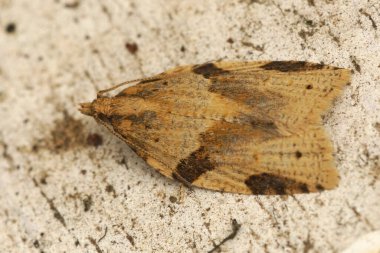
[80, 61, 351, 195]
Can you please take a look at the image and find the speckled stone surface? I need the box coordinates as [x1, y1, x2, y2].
[0, 1, 379, 252]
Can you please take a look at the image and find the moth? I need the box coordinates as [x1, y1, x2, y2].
[80, 61, 351, 195]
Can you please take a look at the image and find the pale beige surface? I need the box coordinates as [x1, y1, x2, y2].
[0, 0, 379, 252]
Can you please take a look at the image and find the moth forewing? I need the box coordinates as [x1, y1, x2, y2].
[80, 61, 350, 195]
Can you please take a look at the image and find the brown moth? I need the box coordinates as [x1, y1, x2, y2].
[80, 61, 351, 195]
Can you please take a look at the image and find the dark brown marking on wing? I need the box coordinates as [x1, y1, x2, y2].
[208, 82, 260, 106]
[116, 81, 164, 98]
[208, 80, 286, 111]
[295, 151, 303, 159]
[316, 184, 325, 191]
[172, 172, 193, 189]
[299, 183, 309, 193]
[176, 146, 214, 183]
[199, 122, 250, 152]
[97, 113, 111, 124]
[138, 78, 162, 84]
[250, 118, 277, 132]
[192, 63, 229, 79]
[126, 111, 157, 129]
[117, 89, 154, 98]
[97, 113, 127, 129]
[110, 114, 126, 123]
[261, 61, 325, 72]
[245, 173, 308, 195]
[245, 173, 286, 194]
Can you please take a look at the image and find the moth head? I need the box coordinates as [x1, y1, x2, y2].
[79, 102, 95, 116]
[79, 98, 112, 122]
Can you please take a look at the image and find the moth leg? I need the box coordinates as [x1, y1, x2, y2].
[172, 172, 194, 190]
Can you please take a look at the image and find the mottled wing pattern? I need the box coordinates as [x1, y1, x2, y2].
[188, 61, 350, 194]
[95, 61, 350, 194]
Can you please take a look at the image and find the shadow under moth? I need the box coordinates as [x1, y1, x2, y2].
[80, 61, 351, 195]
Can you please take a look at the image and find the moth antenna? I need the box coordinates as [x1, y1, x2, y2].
[97, 76, 161, 98]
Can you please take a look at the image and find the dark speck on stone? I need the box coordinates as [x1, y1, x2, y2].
[126, 42, 138, 54]
[169, 196, 177, 203]
[64, 1, 80, 8]
[227, 38, 234, 44]
[87, 133, 103, 147]
[83, 195, 93, 212]
[33, 240, 40, 248]
[5, 23, 16, 34]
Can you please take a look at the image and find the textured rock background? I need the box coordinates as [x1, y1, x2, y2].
[0, 0, 379, 252]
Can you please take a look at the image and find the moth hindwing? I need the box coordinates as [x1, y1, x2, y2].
[80, 61, 351, 195]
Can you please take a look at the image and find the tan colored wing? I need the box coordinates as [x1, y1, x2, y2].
[90, 61, 350, 194]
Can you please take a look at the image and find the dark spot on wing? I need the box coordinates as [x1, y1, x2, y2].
[299, 183, 309, 193]
[192, 63, 229, 78]
[316, 184, 325, 191]
[295, 151, 303, 159]
[261, 61, 325, 72]
[306, 84, 313, 89]
[176, 146, 214, 183]
[245, 173, 308, 195]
